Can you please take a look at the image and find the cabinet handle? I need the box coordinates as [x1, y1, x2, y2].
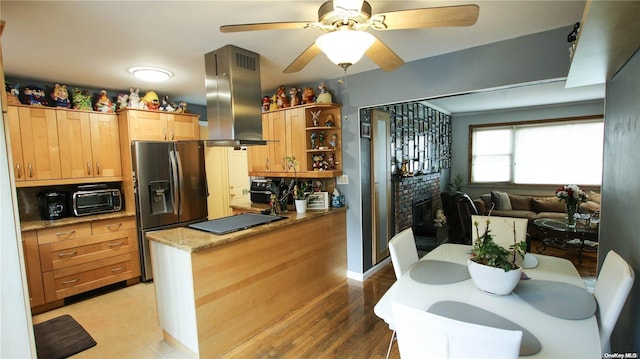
[163, 128, 167, 141]
[61, 278, 80, 285]
[87, 162, 91, 175]
[96, 162, 101, 175]
[55, 230, 76, 239]
[15, 163, 22, 178]
[106, 223, 122, 230]
[108, 241, 124, 248]
[57, 250, 77, 258]
[266, 158, 270, 171]
[110, 266, 126, 272]
[28, 163, 33, 178]
[170, 129, 175, 140]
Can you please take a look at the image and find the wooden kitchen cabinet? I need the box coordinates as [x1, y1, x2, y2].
[7, 105, 61, 182]
[248, 104, 341, 178]
[57, 110, 122, 179]
[37, 216, 139, 302]
[22, 231, 46, 307]
[120, 109, 200, 141]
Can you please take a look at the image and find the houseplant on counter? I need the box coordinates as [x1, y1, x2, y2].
[555, 184, 588, 228]
[468, 217, 528, 295]
[286, 156, 311, 214]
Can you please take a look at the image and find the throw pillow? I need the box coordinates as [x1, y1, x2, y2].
[580, 200, 600, 214]
[508, 194, 533, 211]
[532, 197, 566, 213]
[491, 191, 512, 211]
[589, 191, 601, 204]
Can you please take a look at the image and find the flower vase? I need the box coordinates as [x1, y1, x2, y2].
[566, 201, 578, 228]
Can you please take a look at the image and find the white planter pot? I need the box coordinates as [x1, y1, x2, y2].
[295, 199, 307, 214]
[467, 259, 522, 295]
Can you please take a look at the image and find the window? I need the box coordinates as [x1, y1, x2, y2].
[470, 116, 604, 185]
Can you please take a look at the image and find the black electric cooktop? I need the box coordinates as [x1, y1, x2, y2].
[188, 213, 286, 235]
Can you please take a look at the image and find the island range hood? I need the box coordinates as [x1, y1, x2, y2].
[205, 45, 266, 147]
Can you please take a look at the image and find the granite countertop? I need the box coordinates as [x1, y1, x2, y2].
[146, 207, 347, 253]
[20, 211, 135, 231]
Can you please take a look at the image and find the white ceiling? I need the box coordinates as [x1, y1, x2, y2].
[1, 0, 600, 109]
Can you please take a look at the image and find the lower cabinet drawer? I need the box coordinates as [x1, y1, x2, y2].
[42, 253, 141, 302]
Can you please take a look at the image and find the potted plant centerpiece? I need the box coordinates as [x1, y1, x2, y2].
[285, 156, 311, 213]
[468, 216, 528, 295]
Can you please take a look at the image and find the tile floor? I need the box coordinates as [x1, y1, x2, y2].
[32, 282, 188, 359]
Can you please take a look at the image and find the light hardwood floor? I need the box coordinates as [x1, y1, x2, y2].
[32, 244, 596, 359]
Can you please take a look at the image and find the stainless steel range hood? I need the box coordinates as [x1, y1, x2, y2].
[205, 45, 266, 147]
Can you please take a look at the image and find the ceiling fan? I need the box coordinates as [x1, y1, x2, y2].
[220, 0, 479, 73]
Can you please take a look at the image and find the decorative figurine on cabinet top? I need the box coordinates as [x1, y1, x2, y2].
[95, 90, 115, 113]
[5, 83, 21, 105]
[302, 87, 315, 104]
[176, 100, 188, 113]
[262, 96, 271, 112]
[159, 95, 176, 112]
[289, 87, 301, 107]
[51, 84, 71, 108]
[317, 82, 332, 104]
[72, 88, 92, 111]
[21, 86, 48, 106]
[141, 90, 160, 110]
[117, 93, 129, 110]
[276, 85, 290, 108]
[128, 88, 141, 108]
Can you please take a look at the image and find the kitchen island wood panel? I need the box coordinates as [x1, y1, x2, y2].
[148, 209, 346, 358]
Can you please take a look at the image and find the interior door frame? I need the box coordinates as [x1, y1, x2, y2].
[371, 109, 392, 264]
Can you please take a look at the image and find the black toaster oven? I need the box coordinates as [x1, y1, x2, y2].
[72, 185, 122, 216]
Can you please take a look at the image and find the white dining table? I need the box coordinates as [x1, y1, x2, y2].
[374, 243, 601, 358]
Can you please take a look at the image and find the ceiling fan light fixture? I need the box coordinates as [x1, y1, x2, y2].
[128, 66, 173, 82]
[315, 29, 375, 69]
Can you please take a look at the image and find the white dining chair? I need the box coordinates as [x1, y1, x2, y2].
[385, 227, 419, 359]
[388, 227, 419, 279]
[392, 301, 522, 359]
[593, 250, 635, 354]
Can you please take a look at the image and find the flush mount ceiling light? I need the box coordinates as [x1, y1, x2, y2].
[128, 66, 173, 82]
[315, 28, 375, 69]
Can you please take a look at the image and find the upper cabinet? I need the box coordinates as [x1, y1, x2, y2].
[57, 110, 122, 179]
[120, 109, 200, 141]
[7, 105, 122, 186]
[248, 103, 341, 178]
[566, 0, 640, 87]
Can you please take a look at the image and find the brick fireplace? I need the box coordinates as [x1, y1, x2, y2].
[393, 173, 441, 233]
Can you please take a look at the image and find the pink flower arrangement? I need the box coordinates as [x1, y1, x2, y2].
[555, 184, 588, 204]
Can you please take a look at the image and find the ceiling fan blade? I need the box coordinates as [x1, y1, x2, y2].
[365, 37, 404, 72]
[372, 4, 479, 30]
[220, 21, 315, 33]
[283, 43, 323, 73]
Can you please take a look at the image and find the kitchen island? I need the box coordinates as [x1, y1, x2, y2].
[146, 207, 347, 358]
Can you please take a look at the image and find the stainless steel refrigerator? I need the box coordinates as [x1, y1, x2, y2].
[132, 140, 208, 281]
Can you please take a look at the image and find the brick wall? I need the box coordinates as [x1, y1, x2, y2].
[394, 173, 441, 233]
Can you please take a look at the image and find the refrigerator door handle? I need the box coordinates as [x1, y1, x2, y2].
[175, 149, 185, 215]
[169, 149, 179, 215]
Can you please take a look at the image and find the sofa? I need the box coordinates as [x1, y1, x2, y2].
[473, 190, 601, 240]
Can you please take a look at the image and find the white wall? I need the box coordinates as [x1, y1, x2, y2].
[1, 112, 36, 358]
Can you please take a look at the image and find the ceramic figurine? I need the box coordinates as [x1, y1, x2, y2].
[310, 132, 317, 149]
[72, 88, 92, 111]
[51, 84, 71, 108]
[5, 83, 21, 105]
[269, 94, 278, 111]
[95, 90, 115, 113]
[262, 96, 271, 112]
[302, 87, 315, 104]
[141, 90, 160, 110]
[21, 86, 48, 106]
[317, 82, 332, 103]
[117, 93, 129, 110]
[159, 95, 176, 111]
[325, 114, 335, 127]
[289, 87, 301, 106]
[326, 153, 336, 170]
[276, 85, 290, 108]
[318, 131, 325, 147]
[128, 88, 141, 108]
[311, 110, 321, 126]
[330, 133, 338, 149]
